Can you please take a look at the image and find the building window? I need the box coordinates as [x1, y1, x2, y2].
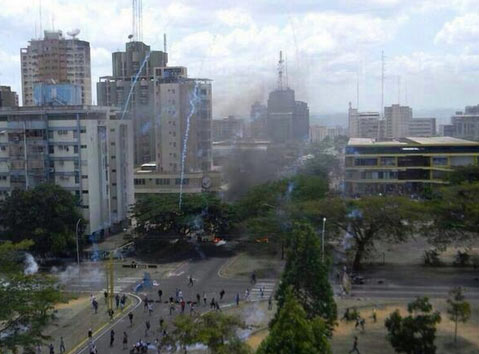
[75, 175, 80, 184]
[82, 190, 89, 194]
[48, 145, 54, 154]
[432, 157, 448, 166]
[74, 145, 79, 154]
[81, 145, 87, 149]
[81, 175, 88, 179]
[175, 178, 189, 185]
[134, 178, 145, 185]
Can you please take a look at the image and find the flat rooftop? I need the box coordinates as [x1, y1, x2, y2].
[348, 137, 479, 146]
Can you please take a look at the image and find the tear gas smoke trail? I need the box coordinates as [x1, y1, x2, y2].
[24, 253, 39, 275]
[120, 51, 151, 121]
[178, 80, 200, 209]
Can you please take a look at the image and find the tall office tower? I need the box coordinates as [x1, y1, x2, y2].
[21, 30, 91, 106]
[266, 88, 310, 142]
[97, 41, 168, 165]
[153, 66, 212, 173]
[0, 86, 18, 107]
[449, 105, 479, 140]
[385, 104, 412, 138]
[348, 102, 382, 139]
[250, 101, 268, 139]
[0, 106, 134, 235]
[409, 118, 436, 137]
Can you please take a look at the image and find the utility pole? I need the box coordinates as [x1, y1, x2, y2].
[321, 217, 326, 263]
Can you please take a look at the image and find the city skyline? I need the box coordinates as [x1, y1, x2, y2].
[0, 0, 478, 117]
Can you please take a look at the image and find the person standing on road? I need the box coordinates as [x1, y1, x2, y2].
[158, 289, 163, 302]
[244, 289, 249, 301]
[110, 329, 115, 347]
[219, 289, 225, 300]
[203, 292, 207, 306]
[260, 286, 264, 298]
[49, 343, 54, 354]
[196, 293, 201, 304]
[120, 294, 126, 310]
[215, 300, 221, 312]
[210, 297, 216, 309]
[128, 312, 134, 326]
[159, 317, 165, 330]
[235, 293, 240, 306]
[59, 336, 65, 353]
[103, 291, 108, 304]
[372, 307, 377, 323]
[188, 275, 194, 287]
[251, 272, 256, 284]
[115, 293, 120, 309]
[122, 331, 128, 350]
[148, 302, 153, 316]
[268, 296, 273, 310]
[88, 328, 93, 341]
[145, 320, 151, 337]
[349, 336, 361, 354]
[180, 299, 186, 313]
[92, 299, 98, 314]
[169, 299, 175, 316]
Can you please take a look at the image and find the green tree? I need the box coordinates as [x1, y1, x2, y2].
[302, 196, 420, 270]
[196, 312, 250, 354]
[132, 193, 236, 239]
[447, 165, 479, 185]
[0, 241, 62, 352]
[425, 183, 479, 246]
[275, 223, 337, 327]
[385, 297, 441, 354]
[170, 315, 199, 353]
[258, 289, 331, 354]
[446, 287, 471, 344]
[0, 184, 83, 257]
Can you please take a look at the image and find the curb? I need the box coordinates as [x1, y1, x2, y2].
[67, 293, 142, 354]
[217, 254, 241, 279]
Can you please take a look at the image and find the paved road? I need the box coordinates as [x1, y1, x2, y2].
[71, 252, 276, 353]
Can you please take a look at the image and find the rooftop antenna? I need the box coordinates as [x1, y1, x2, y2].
[67, 29, 80, 39]
[356, 70, 360, 110]
[163, 33, 167, 53]
[285, 53, 289, 88]
[397, 76, 401, 105]
[278, 50, 284, 90]
[404, 78, 408, 105]
[39, 0, 43, 38]
[381, 50, 385, 116]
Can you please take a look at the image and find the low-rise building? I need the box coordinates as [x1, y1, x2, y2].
[345, 137, 479, 196]
[0, 105, 134, 235]
[0, 86, 18, 108]
[212, 115, 244, 141]
[133, 162, 221, 197]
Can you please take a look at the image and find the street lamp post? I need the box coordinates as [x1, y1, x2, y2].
[75, 218, 82, 267]
[321, 217, 326, 263]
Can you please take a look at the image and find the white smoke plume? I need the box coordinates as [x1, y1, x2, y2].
[24, 253, 39, 275]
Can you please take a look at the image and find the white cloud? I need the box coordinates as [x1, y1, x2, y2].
[435, 13, 479, 45]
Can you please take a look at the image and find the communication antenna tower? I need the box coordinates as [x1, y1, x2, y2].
[278, 51, 284, 90]
[132, 0, 143, 41]
[164, 33, 167, 53]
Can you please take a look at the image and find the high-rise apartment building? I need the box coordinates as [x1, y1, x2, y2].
[21, 30, 91, 106]
[97, 41, 168, 165]
[0, 106, 134, 235]
[212, 116, 244, 142]
[153, 66, 212, 174]
[385, 104, 412, 138]
[250, 102, 268, 139]
[0, 86, 18, 107]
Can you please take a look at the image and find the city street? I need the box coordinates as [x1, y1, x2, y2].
[66, 248, 276, 353]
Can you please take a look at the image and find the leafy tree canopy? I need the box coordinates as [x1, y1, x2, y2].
[258, 288, 331, 354]
[425, 183, 479, 246]
[447, 165, 479, 185]
[301, 196, 422, 270]
[275, 223, 337, 327]
[132, 193, 236, 239]
[385, 297, 441, 354]
[0, 241, 62, 352]
[0, 184, 83, 257]
[446, 287, 471, 344]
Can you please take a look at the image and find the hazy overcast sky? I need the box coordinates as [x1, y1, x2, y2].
[1, 0, 478, 117]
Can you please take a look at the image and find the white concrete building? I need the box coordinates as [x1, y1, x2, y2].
[0, 106, 134, 235]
